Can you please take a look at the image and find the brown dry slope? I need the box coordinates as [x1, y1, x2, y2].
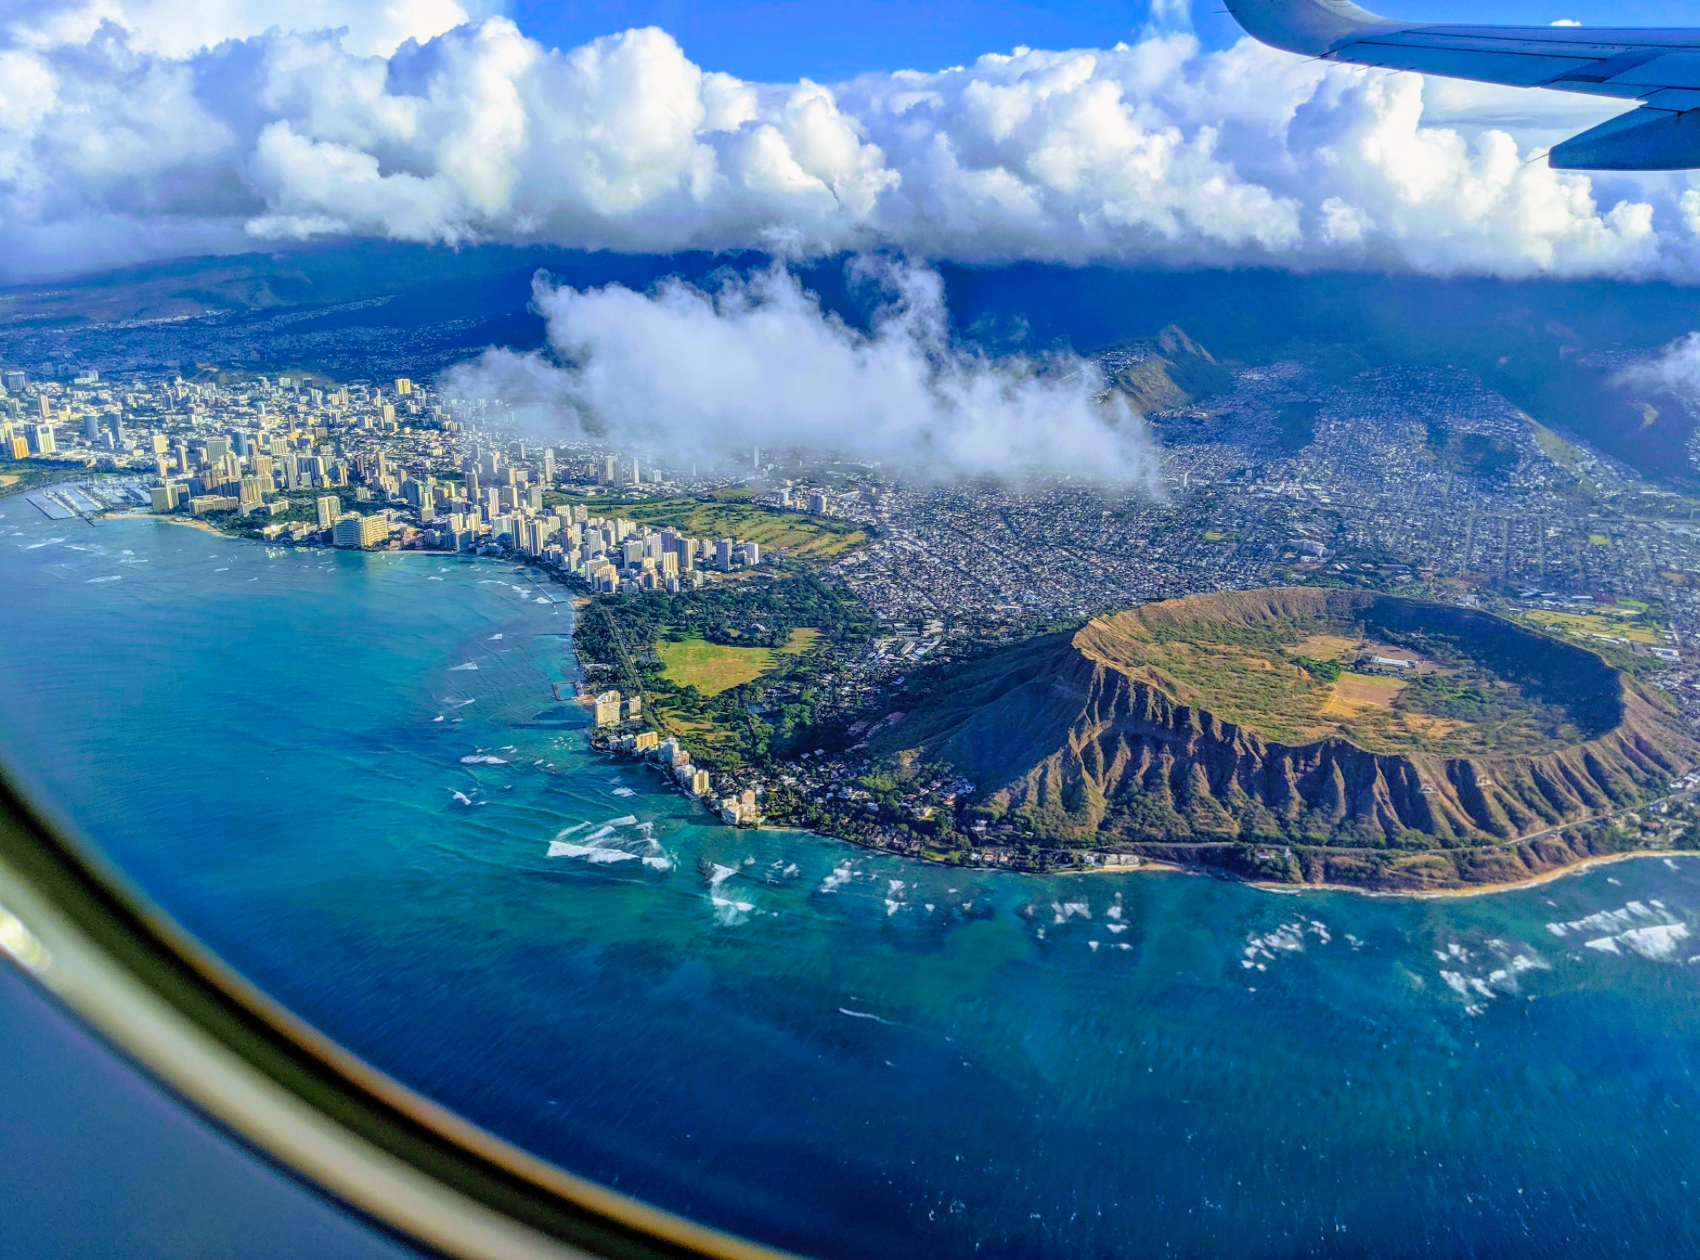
[875, 589, 1700, 889]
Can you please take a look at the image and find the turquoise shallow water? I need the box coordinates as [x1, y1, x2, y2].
[2, 504, 1700, 1258]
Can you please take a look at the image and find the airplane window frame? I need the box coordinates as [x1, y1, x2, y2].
[0, 764, 792, 1260]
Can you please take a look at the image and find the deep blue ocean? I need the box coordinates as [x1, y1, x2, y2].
[3, 502, 1700, 1259]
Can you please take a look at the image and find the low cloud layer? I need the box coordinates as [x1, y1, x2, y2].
[448, 259, 1157, 482]
[1615, 333, 1700, 401]
[4, 2, 1699, 281]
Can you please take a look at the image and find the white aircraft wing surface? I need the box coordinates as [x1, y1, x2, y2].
[1225, 0, 1700, 168]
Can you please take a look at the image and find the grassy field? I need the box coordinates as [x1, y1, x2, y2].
[1530, 419, 1585, 475]
[655, 627, 821, 696]
[780, 627, 820, 654]
[1521, 608, 1660, 645]
[1292, 633, 1359, 660]
[561, 493, 865, 559]
[1321, 672, 1407, 717]
[657, 638, 776, 695]
[1084, 614, 1573, 755]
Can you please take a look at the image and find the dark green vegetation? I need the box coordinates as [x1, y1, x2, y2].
[185, 489, 342, 538]
[1097, 325, 1234, 411]
[0, 461, 128, 498]
[576, 575, 871, 771]
[1275, 401, 1320, 452]
[864, 588, 1700, 890]
[1424, 420, 1520, 480]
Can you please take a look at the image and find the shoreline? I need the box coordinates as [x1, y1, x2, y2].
[772, 814, 1698, 898]
[147, 511, 226, 537]
[602, 747, 1700, 901]
[95, 506, 1700, 905]
[1254, 848, 1698, 900]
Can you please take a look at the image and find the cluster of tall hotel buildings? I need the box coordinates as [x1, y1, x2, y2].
[3, 366, 773, 593]
[595, 699, 762, 826]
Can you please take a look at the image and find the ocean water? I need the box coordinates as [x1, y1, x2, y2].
[3, 504, 1700, 1259]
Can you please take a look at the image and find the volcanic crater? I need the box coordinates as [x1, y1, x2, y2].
[876, 588, 1700, 888]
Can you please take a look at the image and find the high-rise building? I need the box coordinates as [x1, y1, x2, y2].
[150, 484, 181, 513]
[315, 495, 340, 529]
[743, 541, 761, 566]
[393, 378, 414, 396]
[1, 371, 25, 392]
[593, 691, 623, 727]
[715, 538, 734, 571]
[205, 435, 231, 464]
[359, 514, 391, 548]
[600, 455, 617, 485]
[237, 476, 266, 512]
[522, 517, 556, 556]
[542, 448, 556, 481]
[628, 457, 641, 486]
[26, 423, 55, 454]
[83, 413, 101, 441]
[807, 492, 829, 514]
[333, 514, 390, 549]
[37, 395, 52, 420]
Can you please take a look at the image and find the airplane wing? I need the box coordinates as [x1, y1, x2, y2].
[1224, 0, 1700, 169]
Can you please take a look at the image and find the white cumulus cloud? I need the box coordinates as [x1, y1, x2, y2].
[447, 258, 1158, 483]
[3, 3, 1700, 281]
[5, 0, 481, 57]
[1615, 332, 1700, 400]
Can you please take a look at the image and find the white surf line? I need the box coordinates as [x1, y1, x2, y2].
[837, 1007, 895, 1024]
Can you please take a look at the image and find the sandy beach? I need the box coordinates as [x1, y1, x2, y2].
[1254, 848, 1698, 900]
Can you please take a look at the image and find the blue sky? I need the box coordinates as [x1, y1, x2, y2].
[507, 0, 1700, 81]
